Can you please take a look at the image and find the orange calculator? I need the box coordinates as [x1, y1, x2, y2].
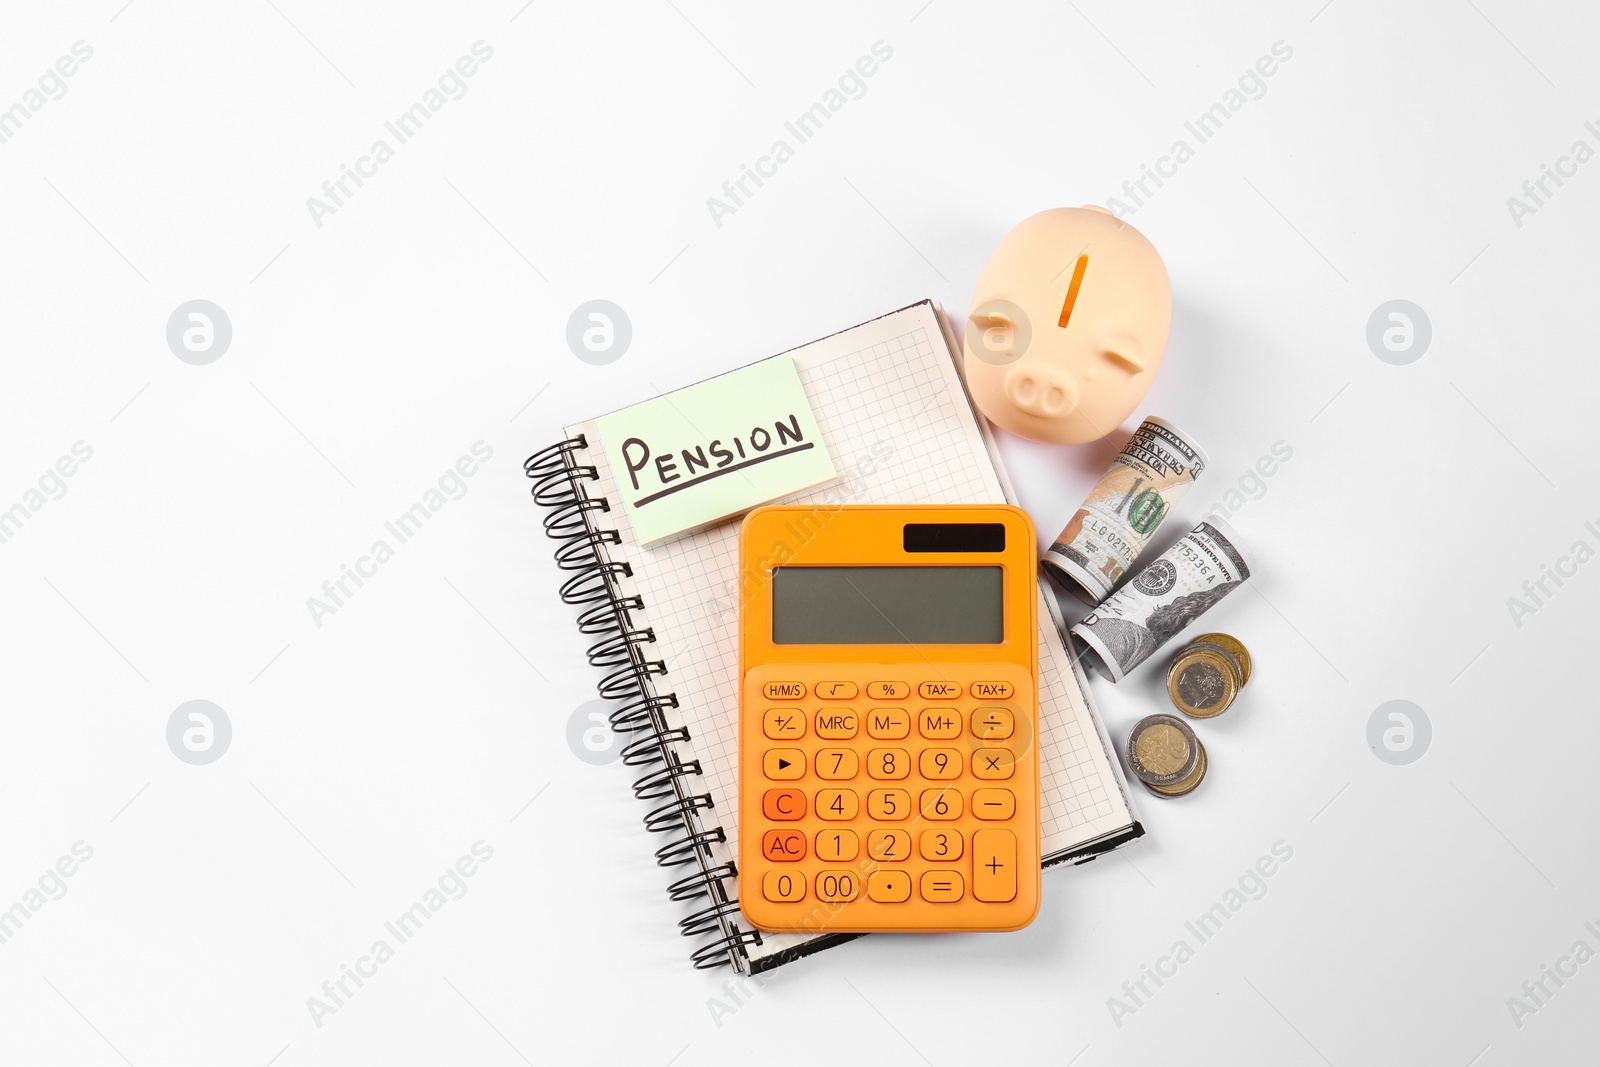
[737, 504, 1041, 934]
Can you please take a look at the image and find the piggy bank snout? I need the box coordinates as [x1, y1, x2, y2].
[1004, 362, 1077, 418]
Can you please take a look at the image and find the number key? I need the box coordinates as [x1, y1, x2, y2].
[920, 787, 962, 820]
[867, 789, 910, 821]
[868, 748, 909, 779]
[919, 748, 962, 780]
[815, 748, 858, 780]
[815, 829, 859, 862]
[815, 869, 861, 902]
[919, 829, 964, 861]
[816, 788, 858, 820]
[867, 829, 910, 861]
[762, 869, 806, 902]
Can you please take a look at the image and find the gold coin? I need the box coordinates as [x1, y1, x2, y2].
[1126, 714, 1198, 785]
[1167, 649, 1239, 718]
[1189, 632, 1252, 687]
[1143, 739, 1207, 799]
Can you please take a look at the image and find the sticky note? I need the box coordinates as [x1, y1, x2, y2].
[595, 355, 838, 546]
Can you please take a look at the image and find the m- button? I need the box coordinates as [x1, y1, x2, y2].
[918, 680, 962, 700]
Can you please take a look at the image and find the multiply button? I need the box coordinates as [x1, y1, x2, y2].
[761, 829, 806, 861]
[763, 707, 805, 740]
[973, 829, 1017, 902]
[817, 681, 858, 699]
[918, 709, 962, 740]
[920, 870, 964, 902]
[972, 749, 1016, 780]
[971, 708, 1014, 740]
[867, 681, 909, 700]
[918, 680, 962, 700]
[970, 681, 1014, 699]
[763, 749, 805, 780]
[762, 680, 806, 700]
[762, 788, 806, 820]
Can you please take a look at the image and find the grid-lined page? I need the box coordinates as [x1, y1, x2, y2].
[570, 303, 1133, 963]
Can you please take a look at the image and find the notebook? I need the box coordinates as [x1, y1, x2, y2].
[525, 300, 1143, 973]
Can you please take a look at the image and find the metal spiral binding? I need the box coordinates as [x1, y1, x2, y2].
[525, 437, 760, 972]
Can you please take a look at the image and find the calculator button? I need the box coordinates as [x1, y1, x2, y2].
[762, 680, 806, 700]
[973, 788, 1016, 820]
[919, 748, 963, 780]
[762, 707, 805, 740]
[817, 681, 858, 700]
[866, 708, 910, 739]
[867, 829, 911, 861]
[815, 869, 862, 903]
[917, 709, 962, 740]
[970, 707, 1014, 741]
[973, 829, 1018, 902]
[867, 869, 912, 903]
[814, 748, 859, 780]
[867, 681, 909, 700]
[815, 828, 859, 862]
[919, 829, 964, 862]
[761, 829, 806, 861]
[815, 789, 858, 820]
[920, 870, 964, 902]
[970, 680, 1014, 700]
[815, 708, 858, 739]
[972, 749, 1017, 780]
[763, 749, 805, 780]
[867, 749, 910, 780]
[920, 787, 963, 820]
[866, 788, 911, 821]
[762, 788, 807, 820]
[762, 869, 806, 902]
[918, 680, 962, 700]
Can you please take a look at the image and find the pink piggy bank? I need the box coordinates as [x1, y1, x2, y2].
[963, 206, 1171, 445]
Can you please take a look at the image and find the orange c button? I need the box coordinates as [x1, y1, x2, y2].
[762, 788, 807, 820]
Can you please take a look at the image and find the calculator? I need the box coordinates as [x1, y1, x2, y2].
[737, 504, 1041, 933]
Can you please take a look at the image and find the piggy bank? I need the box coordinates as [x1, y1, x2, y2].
[963, 207, 1171, 445]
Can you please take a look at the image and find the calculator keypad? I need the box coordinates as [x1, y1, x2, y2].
[743, 662, 1037, 930]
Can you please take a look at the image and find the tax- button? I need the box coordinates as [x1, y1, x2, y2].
[762, 788, 806, 820]
[763, 749, 805, 780]
[763, 707, 805, 740]
[867, 681, 909, 700]
[762, 680, 806, 700]
[818, 680, 858, 699]
[918, 680, 962, 700]
[971, 707, 1014, 740]
[920, 870, 964, 902]
[761, 829, 806, 862]
[970, 680, 1014, 700]
[973, 829, 1017, 902]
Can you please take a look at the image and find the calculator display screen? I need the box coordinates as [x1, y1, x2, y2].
[771, 566, 1003, 644]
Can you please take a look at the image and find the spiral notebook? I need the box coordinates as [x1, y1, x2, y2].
[525, 301, 1142, 973]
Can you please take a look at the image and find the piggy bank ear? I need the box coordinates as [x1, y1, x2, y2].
[1102, 332, 1146, 375]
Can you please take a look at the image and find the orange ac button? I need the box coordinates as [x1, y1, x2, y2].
[761, 829, 806, 862]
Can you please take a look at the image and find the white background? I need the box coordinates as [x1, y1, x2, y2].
[1, 1, 1596, 1064]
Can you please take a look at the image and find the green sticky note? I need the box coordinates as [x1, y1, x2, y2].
[595, 355, 837, 546]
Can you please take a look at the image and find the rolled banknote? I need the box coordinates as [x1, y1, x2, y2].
[1042, 416, 1208, 604]
[1071, 518, 1252, 682]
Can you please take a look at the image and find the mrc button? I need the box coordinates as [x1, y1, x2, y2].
[762, 680, 807, 700]
[815, 708, 858, 739]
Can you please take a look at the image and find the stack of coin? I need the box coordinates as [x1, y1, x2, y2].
[1166, 633, 1252, 718]
[1126, 714, 1208, 799]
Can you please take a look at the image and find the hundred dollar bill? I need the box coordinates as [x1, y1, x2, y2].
[1071, 518, 1252, 682]
[1042, 416, 1207, 604]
